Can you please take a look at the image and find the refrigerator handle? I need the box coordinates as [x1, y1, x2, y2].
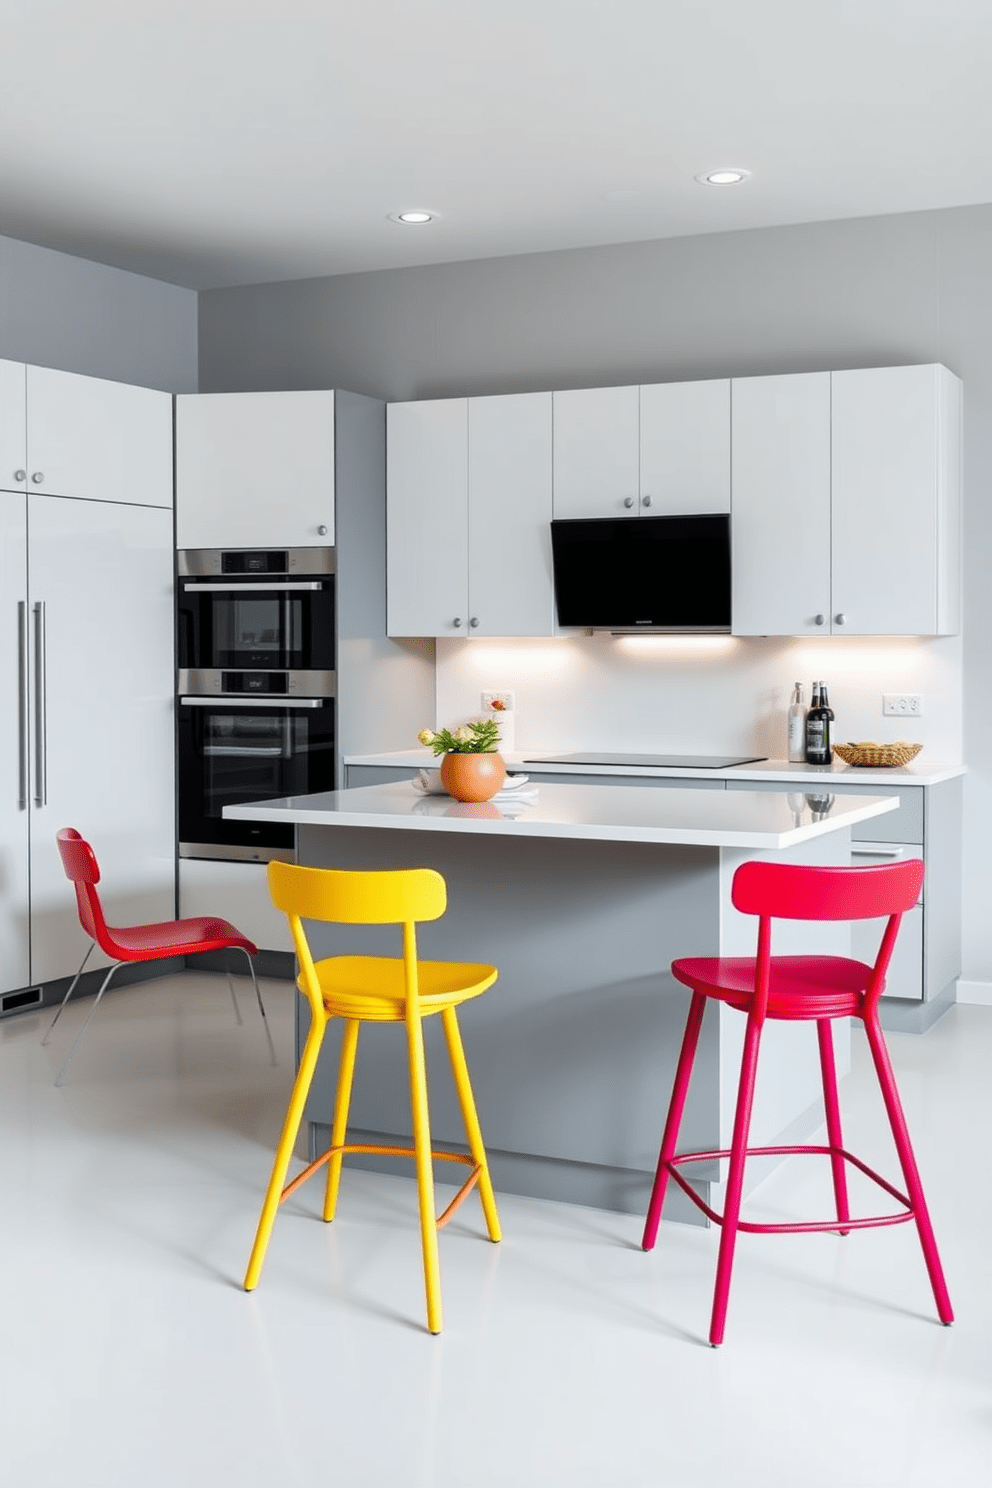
[17, 600, 29, 809]
[33, 601, 47, 807]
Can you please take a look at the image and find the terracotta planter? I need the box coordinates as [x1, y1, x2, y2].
[439, 751, 506, 802]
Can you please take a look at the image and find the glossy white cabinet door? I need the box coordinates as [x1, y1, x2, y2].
[639, 380, 730, 514]
[552, 386, 639, 518]
[176, 390, 335, 548]
[0, 360, 28, 495]
[0, 494, 31, 992]
[26, 366, 172, 508]
[26, 495, 175, 984]
[832, 365, 960, 636]
[731, 372, 832, 636]
[468, 393, 554, 636]
[387, 398, 469, 637]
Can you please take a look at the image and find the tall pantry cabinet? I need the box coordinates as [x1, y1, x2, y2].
[1, 359, 175, 1005]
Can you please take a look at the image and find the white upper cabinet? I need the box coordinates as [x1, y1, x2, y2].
[25, 366, 172, 507]
[387, 398, 469, 638]
[387, 392, 554, 638]
[552, 386, 639, 518]
[176, 391, 335, 548]
[639, 380, 730, 514]
[831, 365, 961, 636]
[1, 361, 171, 507]
[731, 372, 832, 636]
[0, 359, 27, 492]
[732, 364, 961, 637]
[468, 393, 554, 637]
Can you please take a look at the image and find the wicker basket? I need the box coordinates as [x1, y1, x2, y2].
[833, 741, 923, 769]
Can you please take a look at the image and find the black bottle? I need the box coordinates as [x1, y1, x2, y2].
[805, 681, 834, 766]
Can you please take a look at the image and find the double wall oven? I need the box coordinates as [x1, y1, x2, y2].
[177, 548, 336, 862]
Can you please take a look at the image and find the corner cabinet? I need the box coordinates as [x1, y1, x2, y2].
[732, 364, 962, 637]
[176, 390, 336, 549]
[387, 392, 554, 638]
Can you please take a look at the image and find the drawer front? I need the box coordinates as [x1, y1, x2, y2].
[725, 778, 924, 843]
[853, 902, 924, 1002]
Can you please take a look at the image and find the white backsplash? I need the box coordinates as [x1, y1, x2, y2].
[435, 633, 963, 762]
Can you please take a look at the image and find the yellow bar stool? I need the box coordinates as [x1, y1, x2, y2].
[244, 861, 501, 1334]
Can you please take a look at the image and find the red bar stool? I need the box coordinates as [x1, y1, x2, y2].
[641, 857, 953, 1346]
[43, 828, 268, 1086]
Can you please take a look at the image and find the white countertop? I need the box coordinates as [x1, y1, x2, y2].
[344, 749, 964, 788]
[225, 780, 897, 849]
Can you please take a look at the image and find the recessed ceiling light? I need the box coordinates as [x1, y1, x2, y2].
[389, 210, 434, 224]
[695, 169, 751, 186]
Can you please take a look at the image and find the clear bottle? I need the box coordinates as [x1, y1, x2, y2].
[805, 681, 834, 766]
[787, 682, 807, 763]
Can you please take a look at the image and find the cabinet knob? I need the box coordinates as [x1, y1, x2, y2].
[469, 616, 480, 628]
[814, 613, 825, 626]
[835, 612, 847, 626]
[623, 496, 635, 509]
[641, 494, 652, 508]
[317, 524, 328, 537]
[31, 471, 44, 484]
[14, 469, 26, 482]
[452, 617, 463, 628]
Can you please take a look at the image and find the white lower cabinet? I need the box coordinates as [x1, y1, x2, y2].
[1, 492, 175, 996]
[178, 859, 293, 955]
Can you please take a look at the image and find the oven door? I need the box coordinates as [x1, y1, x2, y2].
[178, 696, 335, 861]
[177, 576, 335, 674]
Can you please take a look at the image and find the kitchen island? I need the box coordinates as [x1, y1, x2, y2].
[226, 781, 896, 1219]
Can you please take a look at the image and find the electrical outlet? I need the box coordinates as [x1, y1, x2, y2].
[481, 691, 515, 712]
[883, 693, 923, 717]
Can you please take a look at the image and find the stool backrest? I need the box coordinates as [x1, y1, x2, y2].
[267, 862, 448, 1022]
[731, 858, 925, 1018]
[56, 827, 115, 955]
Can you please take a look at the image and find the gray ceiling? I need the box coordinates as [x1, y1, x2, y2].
[2, 0, 990, 290]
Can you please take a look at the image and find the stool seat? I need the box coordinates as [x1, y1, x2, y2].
[310, 954, 497, 1022]
[673, 953, 873, 1020]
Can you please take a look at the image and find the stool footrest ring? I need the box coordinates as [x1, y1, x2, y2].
[279, 1141, 482, 1229]
[667, 1143, 914, 1235]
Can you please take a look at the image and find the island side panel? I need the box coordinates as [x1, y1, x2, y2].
[297, 823, 723, 1217]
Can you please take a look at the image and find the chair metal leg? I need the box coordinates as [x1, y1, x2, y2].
[817, 1018, 851, 1234]
[226, 972, 245, 1025]
[642, 991, 706, 1250]
[407, 1009, 443, 1335]
[240, 948, 275, 1065]
[244, 1007, 327, 1292]
[709, 1014, 763, 1347]
[53, 962, 119, 1087]
[862, 1013, 954, 1325]
[41, 943, 94, 1047]
[323, 1019, 361, 1222]
[440, 1006, 501, 1242]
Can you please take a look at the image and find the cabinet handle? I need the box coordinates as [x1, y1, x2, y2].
[623, 496, 635, 509]
[452, 617, 463, 628]
[813, 614, 825, 626]
[33, 601, 47, 807]
[14, 469, 26, 482]
[835, 613, 847, 626]
[469, 616, 480, 628]
[317, 525, 328, 537]
[641, 494, 653, 508]
[17, 601, 28, 809]
[31, 471, 44, 484]
[851, 847, 904, 857]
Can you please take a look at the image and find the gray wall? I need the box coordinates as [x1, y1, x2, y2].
[198, 204, 992, 988]
[1, 231, 197, 392]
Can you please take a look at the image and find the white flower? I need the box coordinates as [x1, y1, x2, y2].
[454, 726, 473, 743]
[417, 729, 435, 746]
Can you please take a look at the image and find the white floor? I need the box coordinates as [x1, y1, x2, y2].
[1, 972, 989, 1488]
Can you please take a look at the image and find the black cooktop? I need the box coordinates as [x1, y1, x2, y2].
[524, 752, 767, 770]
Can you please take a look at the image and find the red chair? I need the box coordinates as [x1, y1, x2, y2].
[43, 828, 268, 1086]
[642, 858, 953, 1346]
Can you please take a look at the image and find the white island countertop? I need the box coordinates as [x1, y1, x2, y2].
[225, 780, 897, 850]
[343, 749, 964, 788]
